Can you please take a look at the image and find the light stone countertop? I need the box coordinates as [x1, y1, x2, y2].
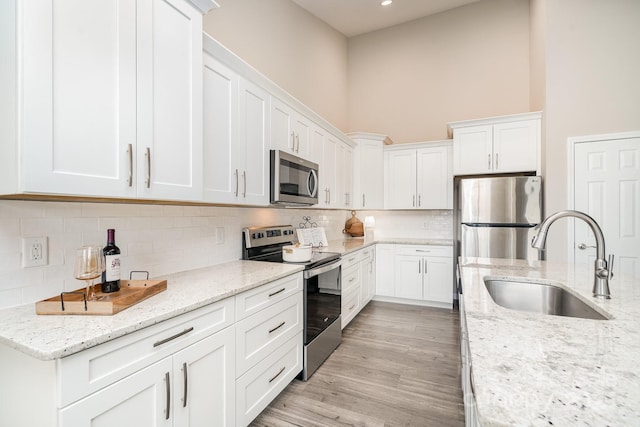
[319, 237, 453, 255]
[460, 257, 640, 426]
[0, 260, 303, 361]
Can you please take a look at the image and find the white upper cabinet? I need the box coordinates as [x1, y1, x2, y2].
[6, 0, 215, 201]
[449, 112, 542, 176]
[350, 133, 390, 210]
[384, 141, 453, 209]
[319, 132, 338, 207]
[270, 97, 313, 160]
[203, 52, 269, 206]
[337, 142, 354, 208]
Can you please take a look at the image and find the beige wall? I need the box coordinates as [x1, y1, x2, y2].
[347, 0, 531, 143]
[203, 0, 349, 131]
[542, 0, 640, 261]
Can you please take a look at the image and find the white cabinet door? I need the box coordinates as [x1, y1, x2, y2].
[417, 146, 452, 209]
[203, 53, 239, 204]
[375, 244, 396, 297]
[60, 358, 172, 427]
[238, 79, 270, 205]
[386, 150, 417, 209]
[137, 0, 203, 201]
[292, 115, 311, 159]
[308, 124, 324, 165]
[270, 97, 295, 154]
[356, 141, 385, 209]
[452, 125, 493, 175]
[492, 119, 538, 173]
[21, 0, 137, 198]
[395, 255, 423, 300]
[321, 135, 339, 207]
[336, 142, 354, 207]
[423, 256, 453, 305]
[173, 327, 235, 427]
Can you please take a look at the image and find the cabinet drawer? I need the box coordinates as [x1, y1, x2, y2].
[342, 251, 361, 270]
[236, 333, 302, 426]
[58, 297, 234, 408]
[341, 286, 361, 329]
[341, 263, 361, 294]
[235, 292, 303, 377]
[395, 245, 452, 258]
[360, 246, 374, 261]
[235, 273, 302, 321]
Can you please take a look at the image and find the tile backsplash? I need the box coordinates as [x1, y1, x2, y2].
[0, 200, 452, 309]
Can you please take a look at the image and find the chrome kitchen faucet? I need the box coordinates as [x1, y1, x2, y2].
[531, 210, 614, 299]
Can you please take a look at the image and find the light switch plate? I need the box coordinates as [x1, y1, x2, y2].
[22, 237, 48, 267]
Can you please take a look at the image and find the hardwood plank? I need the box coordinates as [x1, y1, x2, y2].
[251, 301, 465, 426]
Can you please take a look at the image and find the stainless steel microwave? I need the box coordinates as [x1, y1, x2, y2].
[270, 150, 319, 205]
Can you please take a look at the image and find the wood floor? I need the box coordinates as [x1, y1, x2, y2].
[251, 301, 465, 427]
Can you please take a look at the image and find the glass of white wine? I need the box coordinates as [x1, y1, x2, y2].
[74, 246, 105, 301]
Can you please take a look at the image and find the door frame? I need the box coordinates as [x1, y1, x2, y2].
[566, 130, 640, 263]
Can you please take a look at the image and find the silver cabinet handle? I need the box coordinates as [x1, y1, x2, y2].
[127, 144, 133, 187]
[268, 287, 286, 297]
[296, 133, 300, 153]
[362, 193, 365, 207]
[418, 194, 421, 207]
[290, 131, 295, 151]
[349, 304, 356, 311]
[415, 249, 431, 253]
[153, 327, 194, 347]
[412, 195, 416, 207]
[268, 321, 286, 334]
[418, 260, 421, 274]
[424, 259, 427, 274]
[242, 170, 247, 198]
[182, 362, 188, 408]
[165, 371, 171, 420]
[488, 154, 491, 170]
[495, 153, 499, 170]
[269, 366, 286, 383]
[234, 169, 239, 197]
[145, 147, 151, 188]
[578, 243, 596, 250]
[328, 188, 331, 204]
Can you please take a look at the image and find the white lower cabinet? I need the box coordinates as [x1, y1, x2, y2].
[375, 244, 453, 307]
[360, 247, 376, 306]
[341, 246, 377, 329]
[60, 327, 235, 427]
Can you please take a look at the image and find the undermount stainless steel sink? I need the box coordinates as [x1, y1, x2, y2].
[483, 278, 609, 320]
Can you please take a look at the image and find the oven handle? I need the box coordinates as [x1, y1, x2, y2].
[303, 258, 342, 279]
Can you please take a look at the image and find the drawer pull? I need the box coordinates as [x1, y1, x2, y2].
[165, 372, 171, 420]
[349, 277, 355, 283]
[269, 366, 286, 383]
[348, 257, 356, 262]
[268, 321, 286, 334]
[268, 287, 286, 297]
[182, 362, 188, 408]
[349, 304, 356, 310]
[153, 327, 194, 348]
[415, 249, 431, 253]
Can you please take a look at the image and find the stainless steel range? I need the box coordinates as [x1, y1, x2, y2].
[242, 225, 342, 380]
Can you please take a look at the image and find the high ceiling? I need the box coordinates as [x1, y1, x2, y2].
[291, 0, 481, 37]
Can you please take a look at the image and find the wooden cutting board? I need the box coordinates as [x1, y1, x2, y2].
[36, 279, 167, 315]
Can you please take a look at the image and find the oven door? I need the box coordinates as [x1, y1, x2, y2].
[270, 150, 319, 205]
[303, 259, 341, 345]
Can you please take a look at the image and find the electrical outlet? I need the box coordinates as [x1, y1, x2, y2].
[22, 237, 48, 267]
[216, 227, 224, 244]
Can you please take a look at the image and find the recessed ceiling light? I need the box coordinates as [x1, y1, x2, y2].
[381, 0, 393, 6]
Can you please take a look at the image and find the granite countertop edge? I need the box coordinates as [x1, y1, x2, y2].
[0, 260, 304, 361]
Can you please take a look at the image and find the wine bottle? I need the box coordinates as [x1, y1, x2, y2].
[101, 229, 121, 293]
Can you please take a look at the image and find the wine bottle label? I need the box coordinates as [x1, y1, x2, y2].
[105, 254, 121, 281]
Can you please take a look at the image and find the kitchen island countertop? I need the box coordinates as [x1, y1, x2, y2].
[460, 257, 640, 426]
[0, 260, 303, 361]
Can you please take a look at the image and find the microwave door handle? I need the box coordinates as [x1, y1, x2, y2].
[308, 169, 318, 197]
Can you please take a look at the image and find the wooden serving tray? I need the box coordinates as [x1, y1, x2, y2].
[36, 279, 167, 315]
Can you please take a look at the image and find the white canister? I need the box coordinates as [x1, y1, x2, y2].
[282, 244, 312, 262]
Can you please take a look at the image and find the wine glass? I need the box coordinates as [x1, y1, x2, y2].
[74, 246, 104, 301]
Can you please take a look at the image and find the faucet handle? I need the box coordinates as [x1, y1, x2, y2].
[608, 254, 615, 280]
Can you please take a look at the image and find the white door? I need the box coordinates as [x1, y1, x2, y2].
[322, 135, 339, 207]
[239, 78, 270, 205]
[270, 97, 294, 153]
[375, 244, 395, 297]
[60, 358, 172, 427]
[574, 135, 640, 278]
[173, 327, 235, 427]
[137, 0, 203, 201]
[395, 255, 423, 300]
[386, 150, 417, 209]
[21, 0, 137, 198]
[423, 256, 453, 304]
[417, 146, 451, 209]
[202, 53, 238, 203]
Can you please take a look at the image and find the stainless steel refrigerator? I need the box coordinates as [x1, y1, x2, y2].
[457, 176, 543, 262]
